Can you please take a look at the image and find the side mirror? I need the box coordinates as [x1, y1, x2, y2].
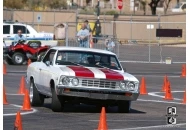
[45, 61, 50, 66]
[123, 68, 127, 72]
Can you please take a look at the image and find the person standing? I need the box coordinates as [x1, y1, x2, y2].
[104, 38, 115, 52]
[84, 20, 94, 48]
[77, 23, 90, 48]
[84, 20, 92, 33]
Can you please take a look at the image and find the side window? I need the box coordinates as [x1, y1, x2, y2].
[182, 4, 186, 10]
[43, 50, 56, 64]
[3, 25, 10, 34]
[110, 56, 121, 70]
[13, 25, 30, 34]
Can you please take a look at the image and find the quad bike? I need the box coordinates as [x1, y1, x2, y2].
[4, 40, 50, 65]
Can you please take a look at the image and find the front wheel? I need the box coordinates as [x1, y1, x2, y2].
[29, 79, 44, 106]
[118, 101, 131, 113]
[12, 52, 25, 65]
[51, 88, 64, 112]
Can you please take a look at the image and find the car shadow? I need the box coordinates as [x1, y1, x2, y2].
[42, 103, 146, 114]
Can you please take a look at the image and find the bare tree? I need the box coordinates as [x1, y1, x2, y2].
[4, 0, 25, 9]
[163, 0, 172, 15]
[148, 0, 161, 15]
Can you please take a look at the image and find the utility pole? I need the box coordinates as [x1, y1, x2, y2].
[93, 0, 101, 43]
[97, 0, 100, 20]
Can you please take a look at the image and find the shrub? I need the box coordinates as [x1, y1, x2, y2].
[105, 10, 118, 15]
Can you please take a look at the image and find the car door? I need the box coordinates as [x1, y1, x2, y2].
[39, 49, 57, 95]
[13, 25, 33, 40]
[3, 25, 11, 40]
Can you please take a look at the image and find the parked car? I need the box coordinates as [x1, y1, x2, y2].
[3, 22, 54, 41]
[171, 2, 186, 12]
[4, 40, 49, 65]
[26, 47, 139, 113]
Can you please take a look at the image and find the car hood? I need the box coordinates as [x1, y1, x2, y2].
[59, 66, 138, 82]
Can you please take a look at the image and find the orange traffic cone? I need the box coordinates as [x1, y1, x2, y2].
[98, 107, 108, 130]
[182, 90, 186, 104]
[3, 86, 8, 105]
[18, 76, 26, 95]
[3, 63, 7, 75]
[14, 111, 23, 130]
[140, 77, 147, 95]
[27, 59, 31, 66]
[163, 81, 173, 100]
[21, 90, 32, 111]
[181, 64, 186, 77]
[161, 75, 168, 92]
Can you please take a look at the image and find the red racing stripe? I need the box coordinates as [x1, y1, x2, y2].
[100, 69, 124, 80]
[67, 66, 94, 78]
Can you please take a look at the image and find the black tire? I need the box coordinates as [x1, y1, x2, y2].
[37, 52, 46, 61]
[118, 101, 131, 113]
[30, 79, 44, 106]
[51, 87, 64, 112]
[12, 52, 25, 65]
[4, 57, 13, 65]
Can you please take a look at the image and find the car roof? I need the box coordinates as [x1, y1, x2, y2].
[51, 46, 116, 55]
[3, 22, 29, 26]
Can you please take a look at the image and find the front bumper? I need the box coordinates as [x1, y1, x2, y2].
[56, 87, 139, 101]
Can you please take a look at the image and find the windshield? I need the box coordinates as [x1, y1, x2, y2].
[55, 51, 122, 70]
[174, 3, 182, 8]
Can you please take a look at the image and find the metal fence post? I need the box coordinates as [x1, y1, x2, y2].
[54, 10, 55, 34]
[117, 39, 120, 58]
[32, 10, 34, 27]
[130, 15, 132, 40]
[149, 22, 151, 63]
[66, 22, 69, 46]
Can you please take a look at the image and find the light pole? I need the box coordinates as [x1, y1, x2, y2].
[97, 0, 100, 20]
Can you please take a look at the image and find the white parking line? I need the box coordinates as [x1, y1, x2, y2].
[148, 91, 184, 101]
[89, 119, 167, 122]
[6, 93, 24, 96]
[113, 123, 186, 130]
[3, 104, 37, 116]
[134, 75, 180, 78]
[137, 99, 184, 105]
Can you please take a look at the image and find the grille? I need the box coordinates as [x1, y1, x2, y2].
[81, 79, 119, 89]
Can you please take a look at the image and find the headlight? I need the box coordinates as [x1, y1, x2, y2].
[127, 82, 135, 90]
[59, 76, 79, 86]
[119, 81, 126, 90]
[62, 77, 70, 85]
[72, 78, 79, 86]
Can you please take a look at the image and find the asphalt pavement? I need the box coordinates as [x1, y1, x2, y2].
[3, 62, 186, 130]
[3, 44, 186, 130]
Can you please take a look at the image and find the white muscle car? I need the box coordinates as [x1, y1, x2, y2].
[26, 47, 139, 113]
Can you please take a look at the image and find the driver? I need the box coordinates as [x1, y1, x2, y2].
[13, 29, 26, 45]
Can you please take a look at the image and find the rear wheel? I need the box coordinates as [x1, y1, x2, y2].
[118, 101, 131, 113]
[29, 79, 44, 106]
[12, 52, 25, 65]
[51, 87, 64, 112]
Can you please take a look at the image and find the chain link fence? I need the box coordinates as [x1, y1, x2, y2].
[65, 21, 185, 63]
[3, 9, 186, 63]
